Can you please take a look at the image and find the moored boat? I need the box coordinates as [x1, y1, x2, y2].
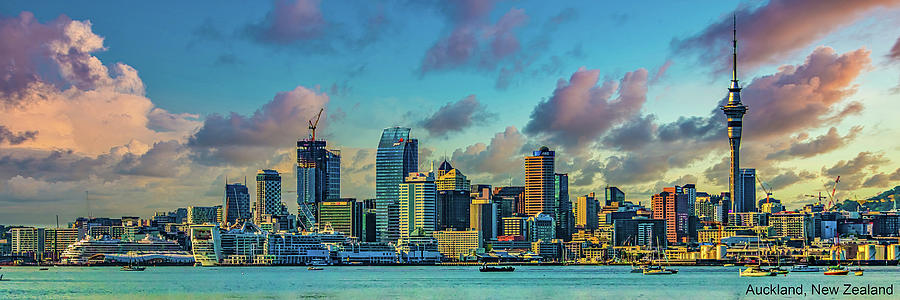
[480, 263, 515, 272]
[120, 265, 146, 271]
[824, 266, 848, 275]
[307, 266, 323, 270]
[642, 267, 676, 275]
[790, 265, 821, 272]
[740, 266, 776, 277]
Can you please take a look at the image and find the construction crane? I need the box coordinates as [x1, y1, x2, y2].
[307, 107, 324, 141]
[805, 192, 828, 206]
[756, 176, 774, 205]
[827, 176, 840, 208]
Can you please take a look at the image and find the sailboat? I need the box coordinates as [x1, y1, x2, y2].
[643, 237, 677, 275]
[741, 231, 776, 277]
[850, 253, 864, 276]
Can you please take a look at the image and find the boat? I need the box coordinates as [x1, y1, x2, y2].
[642, 266, 676, 275]
[765, 266, 789, 275]
[120, 265, 146, 271]
[630, 263, 648, 273]
[479, 263, 515, 272]
[723, 264, 735, 267]
[824, 265, 848, 275]
[852, 269, 864, 276]
[790, 265, 821, 272]
[39, 267, 49, 271]
[307, 267, 323, 271]
[740, 266, 776, 277]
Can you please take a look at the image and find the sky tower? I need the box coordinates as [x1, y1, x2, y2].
[721, 16, 749, 213]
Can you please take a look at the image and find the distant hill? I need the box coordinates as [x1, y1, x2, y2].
[836, 186, 899, 212]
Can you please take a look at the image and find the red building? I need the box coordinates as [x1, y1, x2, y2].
[651, 186, 690, 244]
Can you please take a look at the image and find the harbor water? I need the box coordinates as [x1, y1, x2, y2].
[1, 265, 897, 299]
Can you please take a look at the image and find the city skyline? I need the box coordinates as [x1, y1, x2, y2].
[2, 1, 900, 225]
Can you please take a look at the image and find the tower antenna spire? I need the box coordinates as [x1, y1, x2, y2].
[732, 13, 738, 82]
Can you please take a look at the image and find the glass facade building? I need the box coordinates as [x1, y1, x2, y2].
[375, 127, 418, 243]
[296, 139, 341, 229]
[224, 183, 251, 225]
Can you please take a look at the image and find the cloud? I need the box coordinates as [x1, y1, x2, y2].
[672, 0, 898, 74]
[115, 140, 188, 177]
[766, 170, 817, 189]
[766, 126, 862, 160]
[524, 67, 648, 153]
[890, 36, 900, 61]
[187, 85, 329, 165]
[245, 0, 326, 45]
[0, 125, 38, 145]
[450, 126, 526, 178]
[419, 95, 493, 137]
[649, 60, 673, 85]
[862, 168, 900, 188]
[822, 151, 888, 177]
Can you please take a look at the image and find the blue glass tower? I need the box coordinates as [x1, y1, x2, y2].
[375, 127, 418, 243]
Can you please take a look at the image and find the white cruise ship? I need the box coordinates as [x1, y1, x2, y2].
[60, 235, 191, 265]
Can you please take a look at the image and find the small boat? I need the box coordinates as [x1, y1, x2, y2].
[642, 268, 676, 275]
[791, 265, 821, 272]
[630, 264, 647, 273]
[740, 266, 776, 277]
[765, 266, 790, 275]
[120, 265, 146, 271]
[824, 266, 848, 275]
[38, 267, 49, 271]
[723, 264, 735, 267]
[307, 267, 323, 271]
[850, 267, 863, 276]
[479, 263, 515, 272]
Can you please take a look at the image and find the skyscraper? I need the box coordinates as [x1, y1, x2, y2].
[399, 172, 437, 239]
[739, 168, 757, 213]
[575, 192, 599, 230]
[554, 173, 573, 241]
[375, 127, 418, 243]
[436, 160, 471, 230]
[525, 147, 555, 217]
[604, 186, 625, 206]
[296, 139, 341, 229]
[224, 183, 251, 225]
[651, 186, 690, 244]
[255, 169, 282, 224]
[721, 17, 749, 214]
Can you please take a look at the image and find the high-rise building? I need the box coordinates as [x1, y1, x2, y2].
[296, 139, 341, 229]
[435, 160, 471, 230]
[375, 127, 418, 243]
[433, 230, 481, 261]
[399, 172, 437, 240]
[554, 173, 573, 241]
[738, 168, 757, 213]
[255, 169, 282, 224]
[682, 184, 696, 216]
[470, 198, 498, 241]
[525, 147, 555, 216]
[769, 212, 813, 242]
[224, 183, 252, 225]
[527, 213, 555, 242]
[721, 18, 749, 214]
[604, 186, 625, 206]
[494, 186, 525, 216]
[317, 198, 364, 238]
[575, 193, 599, 230]
[10, 227, 44, 260]
[612, 218, 666, 247]
[651, 186, 690, 244]
[500, 216, 528, 237]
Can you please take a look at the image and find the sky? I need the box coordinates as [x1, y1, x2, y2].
[2, 0, 900, 226]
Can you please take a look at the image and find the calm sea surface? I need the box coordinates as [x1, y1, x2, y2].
[1, 265, 898, 299]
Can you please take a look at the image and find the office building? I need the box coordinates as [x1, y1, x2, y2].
[527, 213, 555, 242]
[525, 147, 555, 216]
[769, 212, 813, 242]
[736, 168, 756, 213]
[501, 216, 528, 238]
[494, 186, 525, 217]
[255, 169, 283, 224]
[375, 127, 418, 242]
[612, 218, 667, 247]
[224, 183, 252, 225]
[575, 193, 599, 230]
[317, 198, 364, 238]
[435, 160, 471, 230]
[433, 230, 481, 260]
[605, 186, 625, 206]
[188, 206, 221, 225]
[399, 172, 437, 240]
[554, 173, 573, 241]
[651, 186, 690, 244]
[682, 184, 696, 216]
[10, 227, 44, 259]
[44, 228, 80, 261]
[470, 198, 498, 241]
[296, 139, 341, 229]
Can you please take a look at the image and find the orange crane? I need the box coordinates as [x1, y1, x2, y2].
[827, 176, 840, 208]
[756, 176, 773, 205]
[308, 107, 324, 141]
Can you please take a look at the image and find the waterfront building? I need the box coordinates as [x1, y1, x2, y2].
[433, 230, 481, 261]
[296, 139, 341, 230]
[317, 198, 364, 238]
[694, 192, 724, 222]
[769, 212, 813, 242]
[604, 186, 625, 206]
[187, 206, 221, 225]
[527, 213, 555, 242]
[612, 218, 666, 247]
[525, 147, 555, 216]
[396, 236, 442, 263]
[554, 173, 573, 241]
[399, 172, 437, 240]
[375, 127, 418, 243]
[683, 184, 696, 216]
[470, 198, 498, 241]
[651, 186, 691, 244]
[224, 183, 252, 225]
[721, 19, 749, 215]
[501, 216, 528, 238]
[575, 193, 599, 230]
[435, 160, 471, 230]
[11, 227, 44, 260]
[728, 212, 767, 227]
[255, 169, 283, 224]
[44, 228, 80, 261]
